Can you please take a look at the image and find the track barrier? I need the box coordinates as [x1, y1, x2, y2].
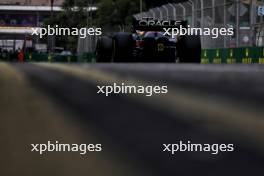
[201, 47, 264, 64]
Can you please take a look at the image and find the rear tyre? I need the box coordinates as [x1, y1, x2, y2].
[96, 36, 113, 62]
[177, 35, 201, 63]
[112, 32, 134, 62]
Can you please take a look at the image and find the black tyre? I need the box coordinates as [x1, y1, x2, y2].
[176, 35, 201, 63]
[112, 32, 134, 62]
[96, 36, 113, 62]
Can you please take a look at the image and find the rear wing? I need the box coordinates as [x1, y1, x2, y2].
[132, 17, 188, 31]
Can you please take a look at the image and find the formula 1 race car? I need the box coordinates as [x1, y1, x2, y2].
[95, 18, 201, 63]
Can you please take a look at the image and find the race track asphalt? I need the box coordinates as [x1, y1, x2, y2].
[1, 63, 264, 176]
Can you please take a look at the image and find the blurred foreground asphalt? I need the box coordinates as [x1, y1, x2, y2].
[1, 63, 264, 176]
